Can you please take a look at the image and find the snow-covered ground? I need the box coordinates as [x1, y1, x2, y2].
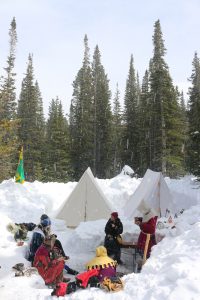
[0, 172, 200, 299]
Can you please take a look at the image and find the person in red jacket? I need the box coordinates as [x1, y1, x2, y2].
[135, 202, 158, 260]
[33, 235, 67, 286]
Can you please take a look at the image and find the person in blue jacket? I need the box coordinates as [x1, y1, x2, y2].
[28, 214, 78, 275]
[28, 216, 50, 264]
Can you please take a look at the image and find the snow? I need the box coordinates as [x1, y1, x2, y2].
[0, 173, 200, 299]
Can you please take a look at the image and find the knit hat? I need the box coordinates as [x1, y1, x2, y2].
[40, 214, 49, 221]
[111, 212, 118, 219]
[40, 217, 51, 227]
[86, 246, 116, 270]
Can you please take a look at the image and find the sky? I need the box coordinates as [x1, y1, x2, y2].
[0, 0, 200, 117]
[0, 171, 200, 299]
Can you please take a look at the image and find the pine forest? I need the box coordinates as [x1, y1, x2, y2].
[0, 18, 200, 182]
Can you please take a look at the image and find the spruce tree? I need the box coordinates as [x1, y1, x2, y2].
[45, 98, 71, 182]
[175, 88, 188, 172]
[34, 80, 46, 180]
[136, 72, 141, 105]
[69, 35, 94, 180]
[0, 17, 17, 120]
[92, 45, 112, 178]
[122, 54, 140, 173]
[138, 70, 151, 175]
[187, 52, 200, 177]
[0, 17, 19, 181]
[111, 83, 123, 175]
[148, 20, 185, 176]
[17, 54, 45, 181]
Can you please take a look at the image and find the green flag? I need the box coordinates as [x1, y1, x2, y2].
[15, 147, 25, 183]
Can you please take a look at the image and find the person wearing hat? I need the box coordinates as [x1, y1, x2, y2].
[86, 246, 117, 282]
[28, 215, 78, 275]
[33, 235, 69, 286]
[104, 212, 123, 264]
[28, 216, 52, 264]
[135, 201, 158, 261]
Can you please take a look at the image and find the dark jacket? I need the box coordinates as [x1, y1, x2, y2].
[104, 218, 123, 261]
[105, 218, 123, 237]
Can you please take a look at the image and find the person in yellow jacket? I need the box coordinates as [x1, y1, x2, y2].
[86, 246, 117, 282]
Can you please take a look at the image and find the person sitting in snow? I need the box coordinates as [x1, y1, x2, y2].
[33, 235, 69, 286]
[104, 212, 123, 264]
[51, 246, 116, 297]
[135, 201, 158, 266]
[86, 245, 117, 282]
[28, 214, 78, 275]
[28, 215, 51, 263]
[51, 246, 121, 297]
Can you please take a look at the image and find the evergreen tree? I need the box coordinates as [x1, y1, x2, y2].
[0, 120, 18, 181]
[17, 54, 45, 181]
[69, 35, 94, 180]
[167, 86, 186, 176]
[45, 98, 71, 182]
[111, 83, 123, 175]
[138, 70, 151, 175]
[136, 72, 141, 105]
[34, 80, 46, 180]
[0, 17, 19, 181]
[0, 17, 17, 120]
[148, 20, 185, 176]
[35, 81, 45, 130]
[176, 89, 188, 171]
[187, 52, 200, 177]
[92, 45, 112, 178]
[122, 54, 140, 173]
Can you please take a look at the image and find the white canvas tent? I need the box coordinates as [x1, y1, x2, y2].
[124, 169, 174, 219]
[56, 167, 111, 227]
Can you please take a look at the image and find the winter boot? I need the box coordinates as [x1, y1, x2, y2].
[51, 282, 77, 296]
[64, 265, 79, 275]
